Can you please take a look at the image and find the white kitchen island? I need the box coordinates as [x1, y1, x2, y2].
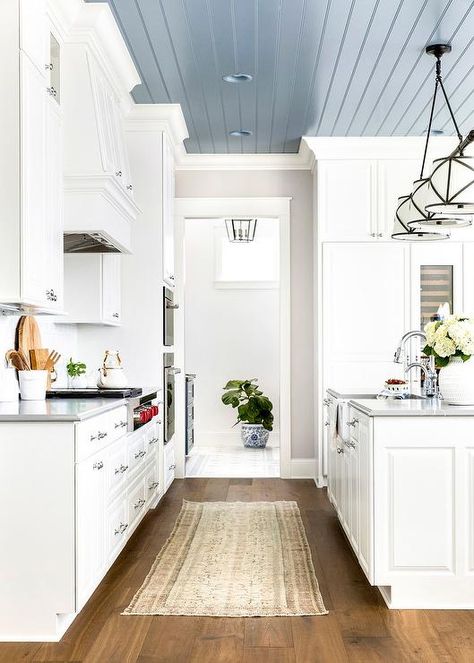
[327, 393, 474, 609]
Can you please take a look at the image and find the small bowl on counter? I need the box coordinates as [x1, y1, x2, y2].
[384, 380, 409, 396]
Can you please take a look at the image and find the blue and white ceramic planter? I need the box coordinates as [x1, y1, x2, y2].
[241, 423, 269, 448]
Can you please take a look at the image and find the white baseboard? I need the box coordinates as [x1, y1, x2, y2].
[290, 458, 316, 479]
[194, 430, 280, 448]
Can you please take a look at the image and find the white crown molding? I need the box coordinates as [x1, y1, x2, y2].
[64, 173, 141, 220]
[174, 138, 315, 171]
[304, 135, 459, 160]
[66, 1, 140, 108]
[124, 104, 189, 160]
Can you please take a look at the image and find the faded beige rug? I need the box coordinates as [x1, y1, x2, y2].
[122, 500, 328, 617]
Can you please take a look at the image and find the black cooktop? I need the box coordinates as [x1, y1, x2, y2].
[46, 388, 143, 399]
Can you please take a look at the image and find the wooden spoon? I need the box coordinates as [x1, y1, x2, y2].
[5, 350, 30, 371]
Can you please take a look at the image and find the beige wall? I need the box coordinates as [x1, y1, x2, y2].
[176, 170, 314, 459]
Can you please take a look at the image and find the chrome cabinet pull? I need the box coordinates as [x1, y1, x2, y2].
[47, 86, 57, 97]
[348, 418, 359, 427]
[168, 463, 176, 470]
[169, 275, 175, 281]
[115, 170, 122, 177]
[98, 431, 108, 439]
[324, 421, 330, 427]
[114, 522, 128, 535]
[112, 313, 119, 319]
[90, 434, 97, 441]
[126, 184, 133, 191]
[134, 498, 145, 510]
[149, 437, 158, 445]
[134, 449, 146, 459]
[336, 447, 344, 454]
[115, 420, 127, 429]
[149, 481, 159, 490]
[45, 63, 53, 70]
[93, 460, 104, 470]
[323, 398, 330, 406]
[114, 463, 128, 475]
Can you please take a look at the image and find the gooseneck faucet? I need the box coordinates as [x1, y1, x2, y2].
[394, 329, 439, 398]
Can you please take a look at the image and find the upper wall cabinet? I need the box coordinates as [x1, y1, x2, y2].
[317, 158, 419, 242]
[162, 133, 175, 287]
[0, 3, 63, 313]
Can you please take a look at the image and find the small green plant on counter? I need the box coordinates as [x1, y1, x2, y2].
[221, 379, 274, 431]
[66, 357, 87, 378]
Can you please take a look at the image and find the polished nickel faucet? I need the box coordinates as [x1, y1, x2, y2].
[394, 330, 439, 397]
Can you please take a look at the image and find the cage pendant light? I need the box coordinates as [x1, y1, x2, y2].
[225, 218, 257, 242]
[391, 43, 469, 241]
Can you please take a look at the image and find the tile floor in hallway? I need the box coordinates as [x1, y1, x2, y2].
[186, 444, 280, 478]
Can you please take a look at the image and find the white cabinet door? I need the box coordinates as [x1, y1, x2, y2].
[44, 96, 63, 310]
[102, 255, 122, 325]
[20, 52, 47, 307]
[323, 243, 409, 391]
[162, 133, 175, 286]
[20, 0, 46, 73]
[357, 414, 373, 582]
[377, 159, 420, 239]
[76, 449, 107, 610]
[318, 160, 377, 241]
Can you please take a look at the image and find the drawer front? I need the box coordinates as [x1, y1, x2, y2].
[108, 406, 128, 441]
[76, 406, 127, 462]
[146, 422, 160, 451]
[106, 496, 128, 563]
[127, 430, 147, 474]
[127, 475, 147, 528]
[145, 460, 161, 502]
[106, 437, 129, 501]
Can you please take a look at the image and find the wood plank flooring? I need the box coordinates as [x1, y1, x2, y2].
[3, 479, 474, 662]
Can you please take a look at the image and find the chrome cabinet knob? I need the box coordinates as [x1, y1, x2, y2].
[336, 447, 344, 454]
[169, 275, 175, 281]
[323, 398, 330, 406]
[126, 184, 133, 191]
[112, 313, 119, 319]
[45, 63, 53, 70]
[149, 437, 158, 445]
[134, 450, 146, 459]
[168, 463, 176, 470]
[348, 418, 359, 427]
[114, 522, 128, 535]
[98, 431, 108, 439]
[114, 463, 128, 475]
[115, 420, 127, 428]
[149, 481, 159, 490]
[47, 86, 57, 97]
[134, 498, 145, 510]
[93, 460, 104, 470]
[324, 421, 330, 427]
[115, 170, 122, 177]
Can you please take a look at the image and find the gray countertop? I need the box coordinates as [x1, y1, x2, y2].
[327, 388, 379, 400]
[349, 397, 474, 417]
[0, 387, 161, 422]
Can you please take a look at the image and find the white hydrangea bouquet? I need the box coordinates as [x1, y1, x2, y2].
[423, 314, 474, 367]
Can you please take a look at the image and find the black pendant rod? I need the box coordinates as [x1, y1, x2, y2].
[420, 75, 439, 179]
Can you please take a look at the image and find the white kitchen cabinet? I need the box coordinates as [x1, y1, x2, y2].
[20, 0, 46, 73]
[102, 255, 122, 324]
[356, 413, 373, 581]
[318, 160, 376, 241]
[322, 242, 409, 392]
[60, 254, 122, 325]
[377, 159, 420, 239]
[162, 132, 176, 287]
[76, 447, 107, 610]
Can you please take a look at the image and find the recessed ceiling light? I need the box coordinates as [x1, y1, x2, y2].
[229, 130, 252, 137]
[222, 73, 253, 83]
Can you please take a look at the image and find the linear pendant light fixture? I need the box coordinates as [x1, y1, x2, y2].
[392, 44, 473, 242]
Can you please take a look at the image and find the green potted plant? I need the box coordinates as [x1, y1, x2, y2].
[67, 357, 87, 389]
[221, 378, 274, 448]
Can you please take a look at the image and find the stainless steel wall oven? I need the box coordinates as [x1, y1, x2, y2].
[163, 353, 180, 444]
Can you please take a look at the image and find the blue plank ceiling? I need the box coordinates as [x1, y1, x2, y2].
[89, 0, 474, 154]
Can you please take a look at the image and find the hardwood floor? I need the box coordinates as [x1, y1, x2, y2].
[3, 479, 473, 662]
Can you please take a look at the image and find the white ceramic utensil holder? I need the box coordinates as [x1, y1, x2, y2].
[19, 370, 48, 401]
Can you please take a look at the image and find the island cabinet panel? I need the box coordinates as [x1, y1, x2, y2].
[376, 446, 455, 574]
[469, 449, 474, 574]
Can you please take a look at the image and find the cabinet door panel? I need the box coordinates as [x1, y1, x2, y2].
[44, 97, 63, 309]
[76, 450, 106, 609]
[20, 0, 46, 72]
[162, 133, 175, 286]
[20, 53, 46, 305]
[102, 255, 121, 324]
[323, 243, 409, 391]
[357, 416, 373, 581]
[318, 160, 376, 241]
[377, 159, 419, 239]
